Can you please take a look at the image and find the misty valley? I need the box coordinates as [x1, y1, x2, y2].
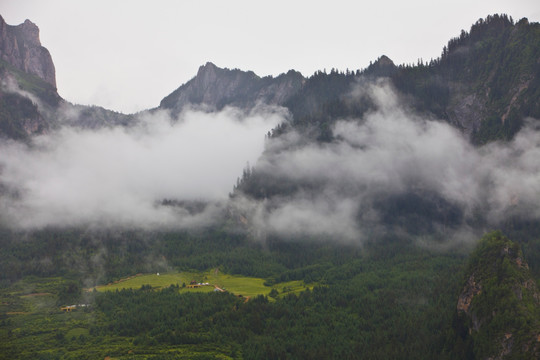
[1, 13, 540, 360]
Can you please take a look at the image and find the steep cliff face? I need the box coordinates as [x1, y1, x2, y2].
[0, 16, 135, 139]
[0, 15, 59, 139]
[0, 15, 56, 88]
[454, 231, 540, 359]
[159, 62, 304, 116]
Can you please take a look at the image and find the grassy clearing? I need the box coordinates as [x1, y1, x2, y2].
[93, 270, 316, 298]
[93, 272, 194, 292]
[208, 272, 266, 297]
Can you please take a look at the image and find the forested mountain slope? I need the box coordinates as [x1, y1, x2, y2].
[396, 14, 540, 144]
[269, 14, 540, 144]
[232, 15, 540, 253]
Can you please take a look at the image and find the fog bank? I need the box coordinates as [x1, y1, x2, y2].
[233, 81, 540, 245]
[0, 106, 284, 228]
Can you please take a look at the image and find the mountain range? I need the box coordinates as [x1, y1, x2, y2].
[1, 14, 539, 145]
[1, 13, 540, 359]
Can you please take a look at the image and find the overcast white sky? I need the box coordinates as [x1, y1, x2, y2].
[1, 0, 539, 114]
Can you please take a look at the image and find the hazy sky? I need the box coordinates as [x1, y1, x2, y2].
[1, 0, 539, 113]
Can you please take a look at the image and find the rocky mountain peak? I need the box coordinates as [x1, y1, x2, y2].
[374, 55, 395, 67]
[454, 231, 540, 358]
[194, 61, 221, 88]
[19, 19, 40, 46]
[159, 62, 304, 115]
[0, 15, 56, 88]
[364, 55, 397, 77]
[198, 61, 218, 73]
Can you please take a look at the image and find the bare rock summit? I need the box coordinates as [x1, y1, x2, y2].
[0, 15, 56, 88]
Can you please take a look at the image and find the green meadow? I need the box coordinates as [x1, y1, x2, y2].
[93, 270, 314, 298]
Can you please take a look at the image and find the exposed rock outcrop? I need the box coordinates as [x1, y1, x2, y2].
[159, 62, 304, 117]
[446, 91, 486, 137]
[0, 15, 56, 88]
[457, 274, 482, 315]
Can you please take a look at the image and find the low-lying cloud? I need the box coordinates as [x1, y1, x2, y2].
[234, 80, 540, 245]
[0, 106, 284, 229]
[2, 79, 539, 248]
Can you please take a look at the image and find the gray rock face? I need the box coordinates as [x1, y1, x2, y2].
[0, 15, 56, 88]
[159, 62, 304, 116]
[447, 91, 486, 136]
